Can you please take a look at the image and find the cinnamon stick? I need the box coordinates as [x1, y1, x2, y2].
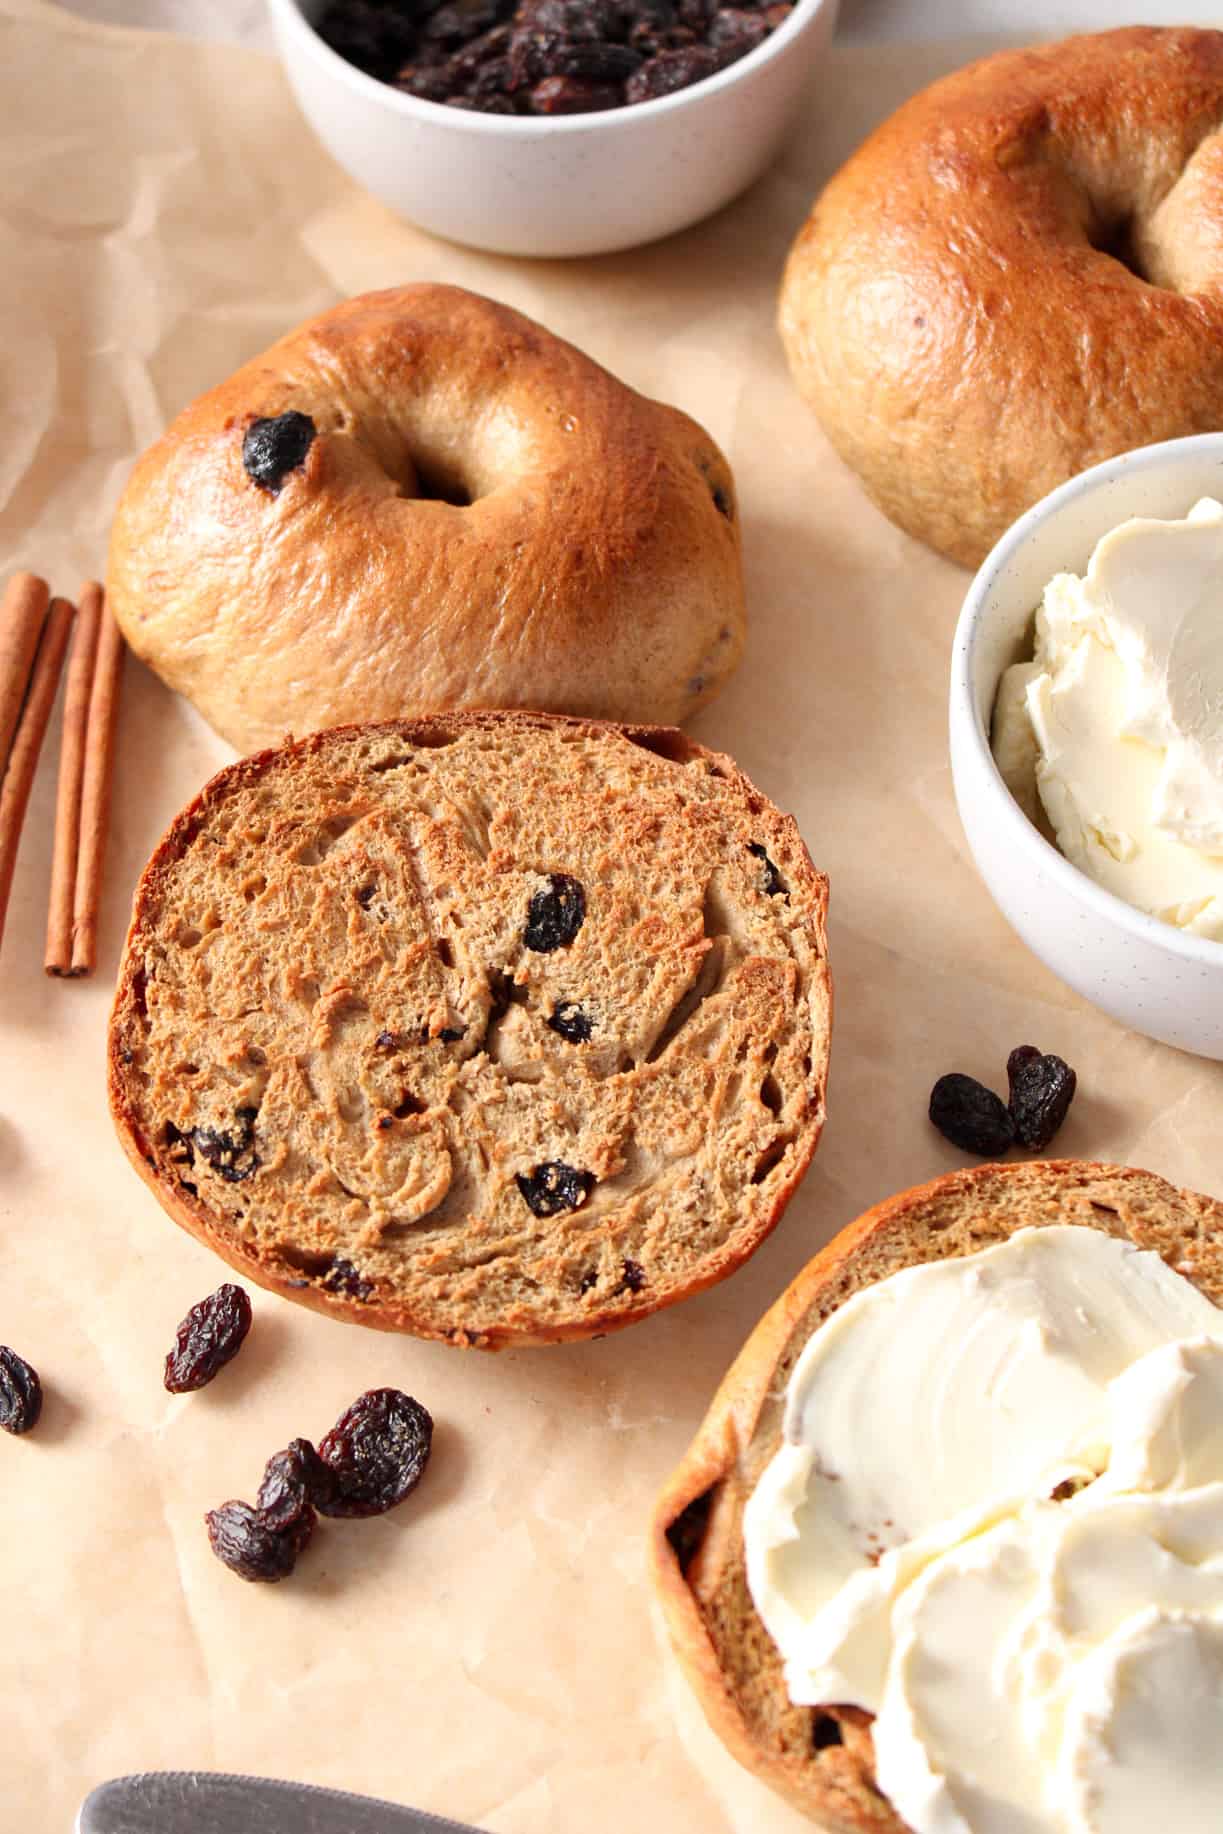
[0, 572, 50, 771]
[0, 598, 74, 959]
[68, 590, 124, 976]
[44, 584, 102, 975]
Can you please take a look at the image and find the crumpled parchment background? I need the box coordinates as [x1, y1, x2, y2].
[3, 4, 1221, 1830]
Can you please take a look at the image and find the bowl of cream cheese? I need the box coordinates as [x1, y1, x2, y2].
[950, 433, 1223, 1058]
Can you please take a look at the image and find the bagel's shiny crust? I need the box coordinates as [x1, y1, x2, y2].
[780, 28, 1223, 568]
[651, 1160, 1223, 1831]
[106, 285, 745, 752]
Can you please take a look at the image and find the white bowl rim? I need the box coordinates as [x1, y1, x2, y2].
[951, 430, 1223, 972]
[268, 0, 835, 137]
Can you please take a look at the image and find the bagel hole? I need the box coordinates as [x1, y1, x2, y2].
[1088, 212, 1147, 282]
[402, 456, 473, 509]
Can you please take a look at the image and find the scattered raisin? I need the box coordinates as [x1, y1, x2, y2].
[0, 1346, 43, 1435]
[257, 1437, 338, 1531]
[516, 1161, 595, 1216]
[322, 1258, 375, 1302]
[192, 1106, 260, 1184]
[163, 1284, 253, 1393]
[929, 1073, 1016, 1157]
[748, 841, 787, 899]
[438, 1026, 465, 1043]
[242, 411, 316, 494]
[621, 1257, 646, 1292]
[205, 1499, 313, 1583]
[524, 873, 586, 951]
[547, 1000, 593, 1043]
[1006, 1045, 1077, 1150]
[316, 1388, 434, 1518]
[578, 1269, 599, 1294]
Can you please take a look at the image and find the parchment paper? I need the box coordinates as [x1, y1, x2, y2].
[3, 5, 1222, 1831]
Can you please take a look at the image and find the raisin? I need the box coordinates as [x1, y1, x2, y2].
[1006, 1046, 1077, 1150]
[516, 1161, 595, 1216]
[709, 6, 768, 57]
[549, 41, 641, 79]
[242, 411, 316, 494]
[395, 62, 454, 100]
[524, 0, 624, 35]
[547, 1000, 593, 1043]
[316, 1388, 434, 1517]
[205, 1499, 312, 1583]
[748, 841, 788, 899]
[322, 1258, 375, 1301]
[164, 1284, 253, 1393]
[424, 0, 507, 43]
[621, 1257, 646, 1292]
[530, 73, 622, 111]
[929, 1073, 1016, 1157]
[578, 1269, 599, 1293]
[438, 1026, 465, 1042]
[0, 1346, 42, 1435]
[625, 44, 718, 100]
[257, 1437, 338, 1531]
[524, 873, 586, 951]
[192, 1106, 260, 1184]
[316, 0, 418, 77]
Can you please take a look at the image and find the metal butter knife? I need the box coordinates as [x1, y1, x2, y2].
[78, 1772, 485, 1834]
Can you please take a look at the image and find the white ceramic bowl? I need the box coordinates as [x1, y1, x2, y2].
[267, 0, 839, 258]
[950, 434, 1223, 1060]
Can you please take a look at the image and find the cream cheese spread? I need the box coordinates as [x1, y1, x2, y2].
[742, 1226, 1223, 1834]
[992, 498, 1223, 939]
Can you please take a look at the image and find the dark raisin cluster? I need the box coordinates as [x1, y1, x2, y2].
[315, 0, 796, 116]
[206, 1390, 434, 1583]
[929, 1045, 1078, 1157]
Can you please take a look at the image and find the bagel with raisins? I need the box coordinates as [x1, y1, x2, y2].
[780, 27, 1223, 567]
[108, 711, 831, 1349]
[105, 284, 745, 752]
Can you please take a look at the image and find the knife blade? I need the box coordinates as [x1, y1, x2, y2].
[77, 1771, 486, 1834]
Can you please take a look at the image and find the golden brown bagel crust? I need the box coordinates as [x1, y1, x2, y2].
[106, 285, 745, 752]
[651, 1159, 1223, 1831]
[780, 28, 1223, 569]
[108, 710, 831, 1350]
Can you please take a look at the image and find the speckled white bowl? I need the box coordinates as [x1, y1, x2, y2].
[267, 0, 838, 257]
[950, 434, 1223, 1060]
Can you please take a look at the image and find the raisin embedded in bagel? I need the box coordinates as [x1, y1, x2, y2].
[779, 27, 1223, 569]
[106, 285, 746, 753]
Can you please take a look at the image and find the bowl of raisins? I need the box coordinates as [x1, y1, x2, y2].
[950, 432, 1223, 1060]
[266, 0, 839, 257]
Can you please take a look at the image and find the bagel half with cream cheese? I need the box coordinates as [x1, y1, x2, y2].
[106, 284, 745, 753]
[779, 27, 1223, 568]
[650, 1160, 1223, 1832]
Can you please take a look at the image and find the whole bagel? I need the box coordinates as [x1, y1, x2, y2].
[779, 27, 1223, 569]
[106, 284, 745, 753]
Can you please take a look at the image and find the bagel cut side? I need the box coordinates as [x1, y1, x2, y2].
[651, 1160, 1223, 1832]
[108, 712, 831, 1350]
[780, 27, 1223, 568]
[106, 284, 746, 754]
